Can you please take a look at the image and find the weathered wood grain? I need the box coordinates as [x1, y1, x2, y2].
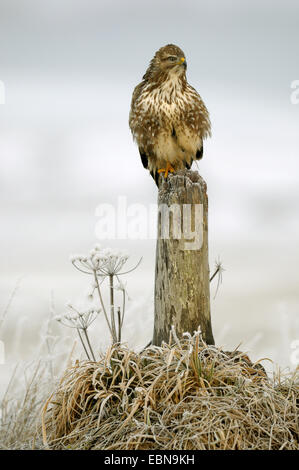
[153, 169, 214, 346]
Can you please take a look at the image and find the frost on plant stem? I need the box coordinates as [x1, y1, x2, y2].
[55, 305, 100, 330]
[61, 245, 142, 354]
[209, 257, 225, 300]
[55, 305, 100, 361]
[70, 244, 141, 278]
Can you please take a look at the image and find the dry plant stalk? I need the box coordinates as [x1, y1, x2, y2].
[42, 332, 299, 450]
[55, 246, 141, 360]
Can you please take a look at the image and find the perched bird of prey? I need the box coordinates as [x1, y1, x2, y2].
[129, 44, 211, 185]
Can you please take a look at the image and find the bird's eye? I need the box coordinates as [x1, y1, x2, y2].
[168, 56, 177, 62]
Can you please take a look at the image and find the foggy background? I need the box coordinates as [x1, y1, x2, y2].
[1, 0, 299, 392]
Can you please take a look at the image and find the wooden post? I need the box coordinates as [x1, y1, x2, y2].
[153, 169, 214, 346]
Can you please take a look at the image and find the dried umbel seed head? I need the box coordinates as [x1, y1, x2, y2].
[70, 244, 141, 278]
[56, 304, 101, 330]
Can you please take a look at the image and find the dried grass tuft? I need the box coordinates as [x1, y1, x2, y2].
[43, 333, 299, 450]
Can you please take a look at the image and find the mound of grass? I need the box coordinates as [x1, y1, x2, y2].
[43, 333, 299, 450]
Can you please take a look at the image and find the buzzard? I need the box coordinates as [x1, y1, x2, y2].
[129, 44, 211, 185]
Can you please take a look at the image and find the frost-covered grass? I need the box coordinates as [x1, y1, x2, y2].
[4, 333, 297, 451]
[0, 362, 51, 449]
[0, 246, 298, 450]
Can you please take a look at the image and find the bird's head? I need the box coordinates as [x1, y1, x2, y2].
[143, 44, 187, 81]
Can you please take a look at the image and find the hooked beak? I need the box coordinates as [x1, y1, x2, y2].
[177, 57, 187, 68]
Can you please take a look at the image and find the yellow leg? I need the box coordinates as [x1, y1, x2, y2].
[157, 162, 175, 179]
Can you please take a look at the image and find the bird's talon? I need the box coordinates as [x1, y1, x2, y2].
[158, 163, 175, 179]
